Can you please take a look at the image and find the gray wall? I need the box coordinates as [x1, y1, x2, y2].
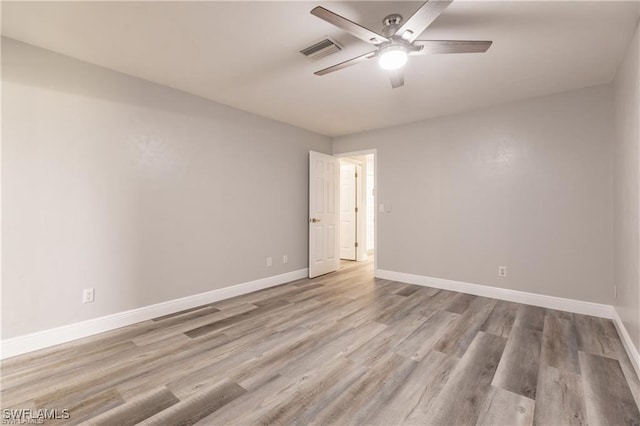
[613, 20, 640, 351]
[333, 85, 614, 304]
[1, 38, 331, 338]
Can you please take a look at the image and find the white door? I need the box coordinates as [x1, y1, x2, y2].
[340, 162, 357, 260]
[309, 151, 339, 278]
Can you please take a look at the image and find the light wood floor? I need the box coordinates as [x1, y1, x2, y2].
[2, 260, 640, 425]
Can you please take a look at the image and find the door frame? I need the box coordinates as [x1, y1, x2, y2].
[334, 149, 377, 275]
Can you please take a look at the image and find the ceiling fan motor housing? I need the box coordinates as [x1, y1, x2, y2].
[378, 13, 421, 55]
[382, 13, 403, 37]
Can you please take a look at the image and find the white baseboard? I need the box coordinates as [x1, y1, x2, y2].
[376, 269, 614, 319]
[1, 268, 308, 360]
[612, 308, 640, 379]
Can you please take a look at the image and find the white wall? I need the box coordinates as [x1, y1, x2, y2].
[333, 85, 614, 304]
[1, 38, 331, 339]
[366, 155, 375, 252]
[613, 20, 640, 352]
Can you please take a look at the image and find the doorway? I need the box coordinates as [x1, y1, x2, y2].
[307, 149, 376, 278]
[339, 160, 361, 261]
[337, 152, 375, 267]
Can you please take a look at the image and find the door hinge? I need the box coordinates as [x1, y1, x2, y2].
[355, 172, 358, 178]
[355, 242, 358, 248]
[355, 207, 358, 213]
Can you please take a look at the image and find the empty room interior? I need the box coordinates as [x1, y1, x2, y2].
[2, 1, 640, 425]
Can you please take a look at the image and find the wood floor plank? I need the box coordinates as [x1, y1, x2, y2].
[374, 286, 436, 324]
[277, 321, 388, 382]
[3, 334, 188, 408]
[36, 333, 215, 408]
[253, 357, 368, 425]
[367, 350, 459, 425]
[420, 289, 457, 311]
[480, 300, 519, 337]
[131, 303, 256, 346]
[1, 340, 138, 391]
[423, 332, 507, 425]
[335, 280, 392, 301]
[115, 331, 252, 400]
[285, 285, 332, 304]
[540, 313, 581, 374]
[1, 320, 156, 376]
[183, 299, 290, 338]
[151, 304, 219, 322]
[338, 294, 406, 328]
[53, 388, 124, 425]
[228, 323, 356, 391]
[492, 325, 542, 399]
[84, 387, 179, 426]
[442, 293, 476, 314]
[603, 320, 640, 409]
[309, 353, 417, 425]
[579, 351, 640, 425]
[157, 324, 317, 399]
[395, 310, 459, 361]
[144, 306, 226, 331]
[194, 374, 305, 425]
[512, 305, 545, 332]
[347, 313, 428, 366]
[534, 364, 588, 425]
[475, 386, 535, 426]
[252, 283, 324, 307]
[433, 297, 498, 358]
[210, 279, 314, 309]
[138, 379, 246, 426]
[573, 314, 617, 358]
[222, 298, 323, 338]
[611, 330, 640, 407]
[546, 308, 574, 321]
[394, 285, 420, 297]
[269, 297, 357, 333]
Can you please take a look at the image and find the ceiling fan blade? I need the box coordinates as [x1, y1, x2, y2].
[389, 69, 404, 89]
[411, 40, 493, 55]
[314, 51, 377, 76]
[395, 0, 452, 43]
[311, 6, 389, 45]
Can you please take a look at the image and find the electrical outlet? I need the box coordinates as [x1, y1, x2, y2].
[498, 266, 507, 277]
[82, 288, 95, 303]
[266, 257, 273, 267]
[283, 255, 289, 264]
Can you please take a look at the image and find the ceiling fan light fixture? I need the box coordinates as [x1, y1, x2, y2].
[378, 45, 408, 70]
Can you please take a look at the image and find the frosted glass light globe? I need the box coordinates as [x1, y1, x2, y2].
[378, 46, 408, 70]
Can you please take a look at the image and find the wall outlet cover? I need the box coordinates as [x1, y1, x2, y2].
[498, 266, 507, 277]
[82, 288, 95, 303]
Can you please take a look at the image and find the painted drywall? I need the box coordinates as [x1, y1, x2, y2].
[334, 85, 614, 304]
[1, 38, 331, 339]
[613, 19, 640, 352]
[366, 155, 375, 252]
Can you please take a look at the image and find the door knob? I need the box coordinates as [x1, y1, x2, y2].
[309, 218, 321, 223]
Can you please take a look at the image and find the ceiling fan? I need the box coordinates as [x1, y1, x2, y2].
[310, 0, 492, 88]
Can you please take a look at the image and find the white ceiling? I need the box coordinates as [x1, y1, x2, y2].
[2, 1, 639, 137]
